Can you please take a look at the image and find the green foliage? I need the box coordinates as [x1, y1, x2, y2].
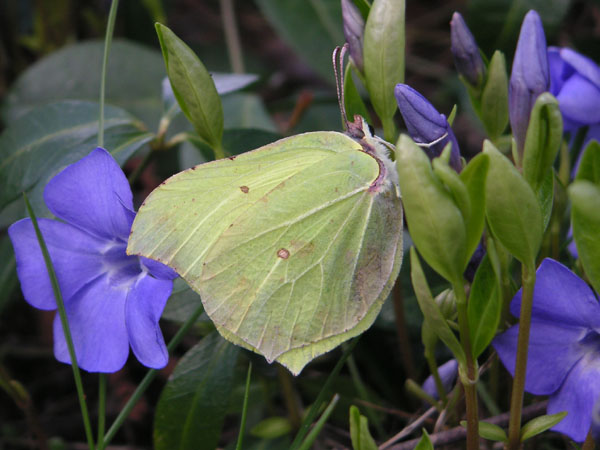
[363, 0, 405, 130]
[250, 417, 293, 439]
[569, 181, 600, 294]
[0, 100, 152, 214]
[254, 0, 344, 83]
[414, 429, 433, 449]
[349, 406, 378, 450]
[154, 332, 239, 450]
[410, 248, 466, 367]
[467, 253, 501, 358]
[480, 51, 508, 141]
[396, 135, 466, 284]
[520, 412, 568, 441]
[483, 140, 542, 268]
[156, 24, 224, 152]
[343, 65, 371, 125]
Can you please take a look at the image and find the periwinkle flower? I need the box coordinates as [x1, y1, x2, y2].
[8, 148, 177, 373]
[422, 359, 458, 400]
[341, 0, 365, 72]
[394, 83, 462, 172]
[549, 46, 600, 134]
[509, 10, 549, 153]
[450, 12, 485, 89]
[493, 258, 600, 442]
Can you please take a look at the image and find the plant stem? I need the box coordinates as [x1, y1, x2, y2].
[24, 194, 95, 450]
[277, 365, 302, 430]
[102, 303, 204, 446]
[507, 264, 536, 449]
[220, 0, 244, 74]
[235, 362, 252, 450]
[392, 282, 416, 380]
[97, 374, 106, 450]
[98, 0, 120, 148]
[382, 115, 397, 144]
[452, 280, 479, 450]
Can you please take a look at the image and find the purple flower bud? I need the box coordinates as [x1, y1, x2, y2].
[422, 359, 459, 400]
[341, 0, 365, 72]
[450, 12, 485, 88]
[394, 83, 462, 172]
[509, 10, 550, 153]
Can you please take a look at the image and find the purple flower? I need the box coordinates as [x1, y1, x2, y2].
[8, 148, 177, 373]
[422, 359, 458, 400]
[493, 258, 600, 442]
[341, 0, 365, 72]
[394, 83, 462, 172]
[509, 10, 549, 153]
[450, 12, 485, 88]
[549, 47, 600, 133]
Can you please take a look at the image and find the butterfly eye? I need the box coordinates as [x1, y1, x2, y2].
[368, 123, 375, 136]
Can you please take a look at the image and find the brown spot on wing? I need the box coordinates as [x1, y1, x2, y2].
[240, 186, 249, 193]
[277, 248, 290, 259]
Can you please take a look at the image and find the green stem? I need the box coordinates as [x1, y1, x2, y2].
[507, 264, 536, 449]
[98, 0, 120, 148]
[97, 374, 107, 450]
[289, 338, 358, 450]
[103, 303, 204, 446]
[277, 365, 302, 430]
[392, 282, 417, 380]
[235, 362, 252, 450]
[425, 351, 447, 404]
[452, 280, 479, 450]
[23, 194, 95, 450]
[382, 115, 397, 144]
[346, 353, 384, 436]
[296, 394, 340, 450]
[220, 0, 244, 74]
[213, 143, 226, 160]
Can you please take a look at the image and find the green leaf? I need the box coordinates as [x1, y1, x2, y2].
[520, 411, 567, 442]
[460, 420, 507, 442]
[468, 255, 501, 358]
[569, 181, 600, 294]
[480, 51, 508, 141]
[1, 40, 165, 128]
[363, 0, 405, 123]
[156, 24, 224, 150]
[254, 0, 344, 83]
[522, 93, 562, 195]
[396, 135, 466, 283]
[251, 417, 293, 439]
[483, 140, 542, 268]
[344, 65, 371, 125]
[410, 248, 466, 367]
[349, 406, 378, 450]
[575, 140, 600, 184]
[154, 332, 239, 450]
[537, 168, 554, 231]
[222, 94, 278, 132]
[459, 153, 489, 262]
[414, 429, 433, 450]
[0, 100, 153, 214]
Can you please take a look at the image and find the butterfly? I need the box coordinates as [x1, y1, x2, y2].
[127, 46, 403, 374]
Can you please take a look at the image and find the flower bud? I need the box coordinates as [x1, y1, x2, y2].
[450, 12, 485, 89]
[341, 0, 365, 72]
[509, 10, 549, 154]
[394, 83, 462, 172]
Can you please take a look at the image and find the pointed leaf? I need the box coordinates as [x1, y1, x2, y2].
[363, 0, 405, 123]
[522, 93, 562, 195]
[154, 332, 239, 450]
[460, 153, 489, 262]
[410, 248, 466, 367]
[461, 420, 507, 442]
[468, 254, 501, 358]
[575, 140, 600, 184]
[569, 181, 600, 294]
[397, 135, 466, 284]
[156, 24, 223, 150]
[483, 140, 542, 267]
[520, 412, 567, 442]
[480, 51, 509, 141]
[414, 429, 433, 450]
[349, 406, 378, 450]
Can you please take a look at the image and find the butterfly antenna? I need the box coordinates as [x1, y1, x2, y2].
[333, 44, 350, 130]
[415, 132, 449, 148]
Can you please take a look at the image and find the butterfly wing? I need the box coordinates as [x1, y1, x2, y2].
[128, 131, 402, 374]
